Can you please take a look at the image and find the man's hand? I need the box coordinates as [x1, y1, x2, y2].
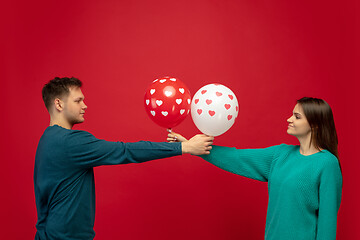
[167, 129, 214, 155]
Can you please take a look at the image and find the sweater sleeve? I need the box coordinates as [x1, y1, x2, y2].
[201, 144, 283, 182]
[316, 157, 342, 240]
[65, 130, 182, 168]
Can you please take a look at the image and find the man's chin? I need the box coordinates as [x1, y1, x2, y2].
[72, 119, 85, 125]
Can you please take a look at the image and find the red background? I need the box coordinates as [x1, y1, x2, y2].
[0, 0, 358, 239]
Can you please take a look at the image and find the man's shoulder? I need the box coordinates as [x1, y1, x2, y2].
[45, 125, 92, 136]
[36, 126, 96, 157]
[40, 126, 95, 146]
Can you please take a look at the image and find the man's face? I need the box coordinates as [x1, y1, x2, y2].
[62, 87, 87, 126]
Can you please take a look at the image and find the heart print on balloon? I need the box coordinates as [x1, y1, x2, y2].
[191, 83, 239, 136]
[144, 77, 191, 129]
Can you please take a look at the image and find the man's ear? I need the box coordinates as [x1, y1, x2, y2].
[54, 98, 64, 111]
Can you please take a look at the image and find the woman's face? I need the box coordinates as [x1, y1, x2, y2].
[287, 103, 311, 138]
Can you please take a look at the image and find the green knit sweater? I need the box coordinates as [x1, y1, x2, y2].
[201, 144, 342, 240]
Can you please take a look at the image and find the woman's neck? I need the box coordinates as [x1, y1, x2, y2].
[298, 134, 321, 156]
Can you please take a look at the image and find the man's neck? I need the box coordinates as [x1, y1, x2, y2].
[50, 118, 73, 129]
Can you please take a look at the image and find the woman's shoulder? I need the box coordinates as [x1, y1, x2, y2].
[272, 143, 299, 154]
[277, 143, 297, 149]
[316, 150, 340, 168]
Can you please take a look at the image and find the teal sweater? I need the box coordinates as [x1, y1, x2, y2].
[201, 144, 342, 240]
[34, 125, 182, 240]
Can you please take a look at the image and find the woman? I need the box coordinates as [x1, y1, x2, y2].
[168, 97, 342, 240]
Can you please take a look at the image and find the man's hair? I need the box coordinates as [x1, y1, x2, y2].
[42, 77, 82, 111]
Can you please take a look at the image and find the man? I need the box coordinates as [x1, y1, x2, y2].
[34, 77, 213, 240]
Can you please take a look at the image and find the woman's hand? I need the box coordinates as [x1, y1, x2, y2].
[167, 129, 214, 155]
[167, 129, 188, 142]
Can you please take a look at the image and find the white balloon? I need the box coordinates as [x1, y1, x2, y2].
[191, 84, 239, 136]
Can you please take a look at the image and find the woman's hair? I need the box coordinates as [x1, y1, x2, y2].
[297, 97, 339, 159]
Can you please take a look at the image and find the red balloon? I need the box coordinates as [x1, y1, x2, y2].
[144, 77, 191, 128]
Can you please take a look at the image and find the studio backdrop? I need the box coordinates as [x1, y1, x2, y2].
[0, 0, 358, 239]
